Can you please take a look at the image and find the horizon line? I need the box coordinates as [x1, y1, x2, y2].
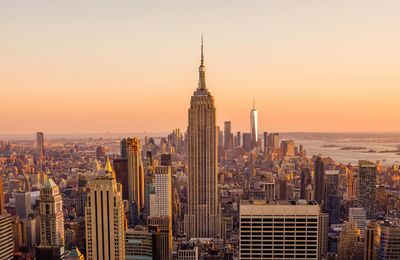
[1, 131, 400, 141]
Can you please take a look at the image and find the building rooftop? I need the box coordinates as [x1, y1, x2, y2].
[241, 199, 318, 206]
[240, 200, 320, 215]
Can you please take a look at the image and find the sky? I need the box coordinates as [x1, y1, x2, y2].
[1, 0, 400, 135]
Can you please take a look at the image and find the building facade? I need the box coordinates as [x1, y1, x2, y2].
[240, 200, 320, 259]
[250, 99, 258, 149]
[0, 214, 14, 260]
[358, 160, 377, 219]
[39, 179, 64, 246]
[183, 38, 221, 239]
[314, 156, 325, 205]
[151, 163, 173, 259]
[15, 191, 32, 219]
[85, 174, 125, 260]
[36, 132, 45, 159]
[375, 222, 400, 259]
[127, 137, 145, 225]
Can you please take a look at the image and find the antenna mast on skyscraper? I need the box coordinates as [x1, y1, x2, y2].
[201, 34, 204, 65]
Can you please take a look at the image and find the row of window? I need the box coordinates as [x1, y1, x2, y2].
[241, 236, 317, 241]
[241, 245, 317, 250]
[241, 222, 317, 226]
[241, 240, 318, 245]
[241, 218, 318, 222]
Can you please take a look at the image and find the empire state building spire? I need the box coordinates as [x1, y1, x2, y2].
[201, 34, 204, 66]
[198, 35, 207, 91]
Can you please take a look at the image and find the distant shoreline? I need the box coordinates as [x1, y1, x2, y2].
[1, 131, 399, 141]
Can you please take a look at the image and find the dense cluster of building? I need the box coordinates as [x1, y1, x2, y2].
[0, 42, 399, 260]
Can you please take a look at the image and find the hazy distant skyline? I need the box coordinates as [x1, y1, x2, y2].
[1, 1, 400, 134]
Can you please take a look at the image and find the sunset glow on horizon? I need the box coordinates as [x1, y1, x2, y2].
[1, 0, 400, 134]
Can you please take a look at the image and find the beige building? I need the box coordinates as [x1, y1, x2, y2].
[127, 137, 145, 223]
[0, 178, 12, 260]
[240, 200, 321, 260]
[183, 38, 221, 239]
[39, 179, 64, 246]
[318, 213, 329, 260]
[85, 173, 125, 260]
[154, 165, 172, 217]
[0, 214, 14, 260]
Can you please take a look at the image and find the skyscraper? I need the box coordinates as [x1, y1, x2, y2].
[318, 213, 329, 260]
[36, 132, 45, 159]
[314, 156, 325, 206]
[324, 170, 341, 225]
[365, 221, 378, 260]
[358, 160, 377, 219]
[224, 121, 233, 150]
[15, 191, 32, 219]
[154, 165, 172, 218]
[120, 138, 128, 159]
[0, 179, 13, 260]
[346, 166, 355, 199]
[113, 158, 129, 200]
[263, 131, 268, 152]
[183, 37, 220, 238]
[236, 131, 241, 148]
[127, 137, 145, 225]
[242, 133, 252, 152]
[149, 161, 173, 259]
[39, 179, 64, 246]
[85, 174, 125, 260]
[0, 214, 14, 260]
[250, 98, 258, 149]
[280, 139, 295, 158]
[267, 133, 280, 149]
[300, 168, 311, 200]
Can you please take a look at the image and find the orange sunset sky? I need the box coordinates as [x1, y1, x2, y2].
[1, 1, 400, 134]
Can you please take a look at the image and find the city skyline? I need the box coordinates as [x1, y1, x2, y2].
[2, 1, 400, 134]
[2, 2, 400, 259]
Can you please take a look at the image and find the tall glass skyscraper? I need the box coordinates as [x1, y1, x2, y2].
[183, 37, 220, 238]
[250, 98, 258, 148]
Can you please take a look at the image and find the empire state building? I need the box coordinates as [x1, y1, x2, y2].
[183, 38, 221, 238]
